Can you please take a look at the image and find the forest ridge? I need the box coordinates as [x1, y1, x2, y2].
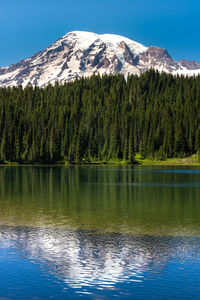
[0, 70, 200, 164]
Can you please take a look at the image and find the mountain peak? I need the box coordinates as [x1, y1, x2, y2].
[0, 31, 199, 87]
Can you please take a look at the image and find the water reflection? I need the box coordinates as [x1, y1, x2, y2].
[0, 166, 200, 235]
[1, 166, 200, 298]
[1, 225, 200, 291]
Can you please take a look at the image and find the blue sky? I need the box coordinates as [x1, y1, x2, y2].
[0, 0, 199, 66]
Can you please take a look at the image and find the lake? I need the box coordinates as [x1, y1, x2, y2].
[0, 165, 200, 299]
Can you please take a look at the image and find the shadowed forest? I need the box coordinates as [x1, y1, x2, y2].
[0, 70, 200, 163]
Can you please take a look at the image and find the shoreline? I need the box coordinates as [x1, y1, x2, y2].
[1, 161, 200, 167]
[0, 153, 200, 167]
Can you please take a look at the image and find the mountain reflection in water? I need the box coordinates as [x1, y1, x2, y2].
[1, 166, 200, 299]
[1, 226, 200, 295]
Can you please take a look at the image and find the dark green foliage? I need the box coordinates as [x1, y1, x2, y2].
[0, 70, 200, 163]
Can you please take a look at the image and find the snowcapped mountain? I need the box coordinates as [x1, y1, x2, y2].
[0, 31, 200, 87]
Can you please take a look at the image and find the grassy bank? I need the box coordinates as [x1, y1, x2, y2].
[134, 153, 200, 166]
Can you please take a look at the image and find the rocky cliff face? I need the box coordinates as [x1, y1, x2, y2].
[178, 59, 200, 70]
[139, 47, 178, 72]
[0, 31, 199, 87]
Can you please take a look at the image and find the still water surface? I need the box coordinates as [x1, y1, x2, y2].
[0, 166, 200, 299]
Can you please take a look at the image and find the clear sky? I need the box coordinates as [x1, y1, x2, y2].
[0, 0, 199, 66]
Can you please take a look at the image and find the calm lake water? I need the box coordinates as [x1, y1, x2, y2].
[0, 165, 200, 299]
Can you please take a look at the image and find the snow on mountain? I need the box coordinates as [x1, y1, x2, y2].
[0, 31, 200, 87]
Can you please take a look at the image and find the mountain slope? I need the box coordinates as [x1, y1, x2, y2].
[0, 31, 200, 87]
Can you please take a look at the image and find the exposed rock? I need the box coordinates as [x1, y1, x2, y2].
[178, 59, 200, 70]
[91, 44, 106, 68]
[61, 61, 69, 71]
[120, 41, 138, 66]
[139, 46, 179, 72]
[111, 55, 123, 72]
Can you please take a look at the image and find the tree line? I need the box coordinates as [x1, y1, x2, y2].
[0, 70, 200, 163]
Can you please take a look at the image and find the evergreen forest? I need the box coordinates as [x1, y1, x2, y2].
[0, 70, 200, 164]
